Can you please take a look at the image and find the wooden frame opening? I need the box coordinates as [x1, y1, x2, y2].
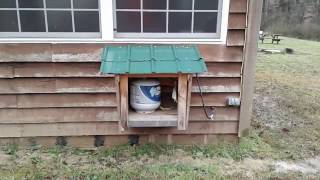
[116, 74, 192, 131]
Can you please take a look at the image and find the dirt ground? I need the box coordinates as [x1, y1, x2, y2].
[0, 37, 320, 179]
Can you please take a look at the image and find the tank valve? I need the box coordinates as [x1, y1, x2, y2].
[227, 97, 241, 107]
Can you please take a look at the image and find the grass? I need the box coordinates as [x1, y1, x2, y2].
[0, 37, 320, 179]
[254, 37, 320, 160]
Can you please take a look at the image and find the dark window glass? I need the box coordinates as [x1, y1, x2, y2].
[169, 0, 192, 10]
[18, 0, 43, 8]
[143, 12, 166, 32]
[195, 0, 219, 10]
[74, 0, 99, 9]
[0, 11, 19, 32]
[74, 11, 100, 32]
[46, 0, 71, 8]
[194, 12, 217, 33]
[116, 0, 140, 9]
[20, 10, 46, 32]
[116, 12, 141, 32]
[168, 12, 191, 33]
[143, 0, 166, 9]
[0, 0, 16, 8]
[47, 11, 72, 32]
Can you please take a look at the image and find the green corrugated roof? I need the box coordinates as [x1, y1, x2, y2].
[100, 45, 207, 74]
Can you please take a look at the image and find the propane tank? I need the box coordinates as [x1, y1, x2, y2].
[130, 79, 161, 113]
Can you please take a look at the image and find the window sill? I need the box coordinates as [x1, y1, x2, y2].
[0, 38, 226, 44]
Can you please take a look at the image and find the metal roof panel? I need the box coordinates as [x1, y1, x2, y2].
[100, 45, 207, 74]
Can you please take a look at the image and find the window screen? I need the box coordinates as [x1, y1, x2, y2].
[0, 0, 101, 38]
[114, 0, 221, 38]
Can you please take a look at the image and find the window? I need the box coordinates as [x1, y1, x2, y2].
[0, 0, 230, 43]
[0, 0, 101, 38]
[114, 0, 222, 38]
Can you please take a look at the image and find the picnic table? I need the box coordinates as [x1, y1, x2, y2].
[259, 33, 283, 44]
[271, 34, 282, 44]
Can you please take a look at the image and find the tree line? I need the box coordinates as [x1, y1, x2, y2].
[261, 0, 320, 40]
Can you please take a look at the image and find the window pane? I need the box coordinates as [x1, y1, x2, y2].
[47, 11, 72, 32]
[116, 12, 141, 32]
[143, 12, 166, 32]
[169, 12, 191, 33]
[18, 0, 43, 8]
[195, 0, 219, 10]
[0, 11, 18, 32]
[0, 0, 16, 8]
[143, 0, 166, 9]
[194, 12, 217, 33]
[46, 0, 71, 8]
[74, 11, 100, 32]
[74, 0, 99, 9]
[169, 0, 192, 10]
[20, 10, 46, 32]
[116, 0, 140, 9]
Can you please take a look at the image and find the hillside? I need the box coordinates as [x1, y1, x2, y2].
[262, 0, 320, 40]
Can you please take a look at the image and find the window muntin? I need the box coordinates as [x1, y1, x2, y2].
[0, 0, 101, 38]
[114, 0, 222, 39]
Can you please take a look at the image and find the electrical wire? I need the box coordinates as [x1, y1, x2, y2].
[195, 74, 215, 120]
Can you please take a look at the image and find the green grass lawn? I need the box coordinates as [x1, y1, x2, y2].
[0, 37, 319, 179]
[254, 37, 320, 160]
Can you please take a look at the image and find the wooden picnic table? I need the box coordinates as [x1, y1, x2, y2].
[271, 34, 282, 44]
[259, 33, 283, 44]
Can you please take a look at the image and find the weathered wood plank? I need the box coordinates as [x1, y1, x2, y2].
[228, 13, 247, 29]
[0, 62, 241, 78]
[55, 78, 115, 93]
[198, 45, 243, 62]
[52, 44, 104, 62]
[229, 0, 247, 13]
[189, 107, 240, 121]
[0, 44, 52, 62]
[0, 78, 56, 94]
[13, 63, 113, 78]
[227, 30, 246, 46]
[199, 62, 242, 77]
[0, 95, 17, 108]
[177, 74, 188, 130]
[0, 107, 118, 123]
[239, 0, 263, 137]
[185, 75, 193, 128]
[0, 121, 238, 137]
[190, 92, 240, 107]
[119, 75, 128, 130]
[13, 94, 116, 108]
[0, 65, 14, 78]
[192, 77, 241, 93]
[0, 78, 116, 94]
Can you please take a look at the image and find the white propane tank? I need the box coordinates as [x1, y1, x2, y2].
[130, 79, 161, 113]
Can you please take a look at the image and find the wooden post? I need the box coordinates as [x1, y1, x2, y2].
[239, 0, 263, 137]
[185, 74, 193, 129]
[177, 74, 188, 130]
[119, 75, 128, 130]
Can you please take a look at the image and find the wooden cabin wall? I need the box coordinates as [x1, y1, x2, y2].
[0, 0, 247, 146]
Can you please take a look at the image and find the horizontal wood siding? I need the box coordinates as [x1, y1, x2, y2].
[0, 0, 248, 139]
[0, 122, 238, 137]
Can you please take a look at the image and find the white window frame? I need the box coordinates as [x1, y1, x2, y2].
[0, 0, 101, 38]
[0, 0, 230, 44]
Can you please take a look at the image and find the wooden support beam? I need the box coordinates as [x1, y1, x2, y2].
[177, 74, 188, 130]
[119, 75, 128, 131]
[185, 75, 193, 129]
[239, 0, 263, 137]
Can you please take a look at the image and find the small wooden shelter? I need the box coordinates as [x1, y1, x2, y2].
[0, 0, 263, 147]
